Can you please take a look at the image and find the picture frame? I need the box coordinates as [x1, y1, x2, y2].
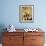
[19, 5, 34, 23]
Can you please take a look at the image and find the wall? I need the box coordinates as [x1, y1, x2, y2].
[0, 0, 46, 29]
[0, 0, 46, 44]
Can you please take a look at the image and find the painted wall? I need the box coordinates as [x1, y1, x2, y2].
[0, 0, 46, 29]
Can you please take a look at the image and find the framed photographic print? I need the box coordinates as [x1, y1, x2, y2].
[19, 5, 34, 23]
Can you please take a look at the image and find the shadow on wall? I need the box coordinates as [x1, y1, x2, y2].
[0, 24, 7, 43]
